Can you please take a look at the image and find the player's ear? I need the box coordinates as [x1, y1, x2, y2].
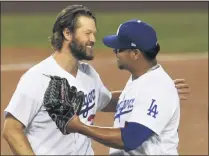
[133, 49, 141, 60]
[63, 28, 73, 42]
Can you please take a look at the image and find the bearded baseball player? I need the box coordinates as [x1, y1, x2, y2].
[3, 5, 113, 155]
[3, 4, 190, 155]
[46, 19, 186, 155]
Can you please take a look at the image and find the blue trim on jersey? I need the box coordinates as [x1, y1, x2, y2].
[121, 122, 154, 151]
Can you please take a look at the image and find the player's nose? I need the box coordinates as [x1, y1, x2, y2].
[89, 33, 96, 43]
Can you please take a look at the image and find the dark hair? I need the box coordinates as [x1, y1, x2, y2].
[141, 43, 160, 61]
[50, 4, 96, 51]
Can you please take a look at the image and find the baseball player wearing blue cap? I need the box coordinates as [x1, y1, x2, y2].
[62, 19, 181, 155]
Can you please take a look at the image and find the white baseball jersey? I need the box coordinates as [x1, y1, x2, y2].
[4, 55, 112, 155]
[109, 64, 180, 155]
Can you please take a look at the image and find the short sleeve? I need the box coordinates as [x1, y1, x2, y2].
[128, 94, 176, 135]
[4, 74, 44, 127]
[79, 63, 112, 112]
[96, 76, 112, 112]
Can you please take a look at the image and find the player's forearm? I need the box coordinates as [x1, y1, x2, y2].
[3, 128, 35, 155]
[76, 123, 124, 149]
[101, 91, 121, 112]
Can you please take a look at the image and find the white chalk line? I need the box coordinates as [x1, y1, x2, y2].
[1, 53, 208, 72]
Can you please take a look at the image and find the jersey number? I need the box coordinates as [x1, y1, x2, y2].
[147, 99, 158, 118]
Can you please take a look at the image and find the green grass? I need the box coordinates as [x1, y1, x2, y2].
[1, 11, 208, 53]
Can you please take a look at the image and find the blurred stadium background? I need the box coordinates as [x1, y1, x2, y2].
[1, 1, 208, 52]
[1, 1, 208, 155]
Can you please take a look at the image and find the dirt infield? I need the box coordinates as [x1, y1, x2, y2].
[1, 48, 208, 155]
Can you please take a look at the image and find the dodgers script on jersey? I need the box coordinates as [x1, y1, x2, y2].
[5, 55, 112, 155]
[110, 65, 180, 155]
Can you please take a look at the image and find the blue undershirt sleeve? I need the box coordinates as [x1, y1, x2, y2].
[120, 122, 154, 152]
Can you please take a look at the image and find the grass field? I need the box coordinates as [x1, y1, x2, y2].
[1, 11, 208, 53]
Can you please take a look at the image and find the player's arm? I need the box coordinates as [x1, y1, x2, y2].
[101, 91, 121, 112]
[3, 113, 35, 155]
[101, 79, 190, 112]
[3, 74, 43, 155]
[67, 116, 153, 151]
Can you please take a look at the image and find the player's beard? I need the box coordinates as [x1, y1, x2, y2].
[117, 60, 130, 70]
[69, 38, 94, 61]
[118, 63, 125, 70]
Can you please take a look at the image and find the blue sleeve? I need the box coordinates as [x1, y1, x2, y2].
[120, 122, 154, 151]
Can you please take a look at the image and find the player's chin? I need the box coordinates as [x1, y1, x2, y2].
[85, 50, 94, 60]
[84, 55, 94, 60]
[117, 64, 125, 70]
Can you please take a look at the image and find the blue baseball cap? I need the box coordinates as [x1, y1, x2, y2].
[103, 19, 158, 52]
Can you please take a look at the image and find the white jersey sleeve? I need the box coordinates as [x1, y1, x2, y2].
[96, 75, 112, 112]
[128, 90, 179, 135]
[81, 63, 112, 112]
[4, 73, 44, 127]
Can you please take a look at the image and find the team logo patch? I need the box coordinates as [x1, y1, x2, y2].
[147, 99, 158, 118]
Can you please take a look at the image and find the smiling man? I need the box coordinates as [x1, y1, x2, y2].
[3, 5, 113, 155]
[57, 19, 182, 155]
[3, 4, 190, 155]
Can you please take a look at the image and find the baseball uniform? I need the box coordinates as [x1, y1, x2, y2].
[109, 64, 180, 155]
[5, 55, 112, 155]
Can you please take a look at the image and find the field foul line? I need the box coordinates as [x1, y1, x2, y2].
[1, 53, 208, 72]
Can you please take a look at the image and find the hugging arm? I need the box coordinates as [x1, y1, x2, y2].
[101, 91, 121, 112]
[101, 79, 190, 112]
[67, 116, 153, 151]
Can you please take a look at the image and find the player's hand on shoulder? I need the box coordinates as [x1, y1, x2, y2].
[174, 79, 190, 100]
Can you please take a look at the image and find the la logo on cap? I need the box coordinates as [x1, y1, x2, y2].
[131, 43, 136, 47]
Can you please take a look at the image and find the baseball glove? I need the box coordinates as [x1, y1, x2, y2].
[43, 74, 84, 135]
